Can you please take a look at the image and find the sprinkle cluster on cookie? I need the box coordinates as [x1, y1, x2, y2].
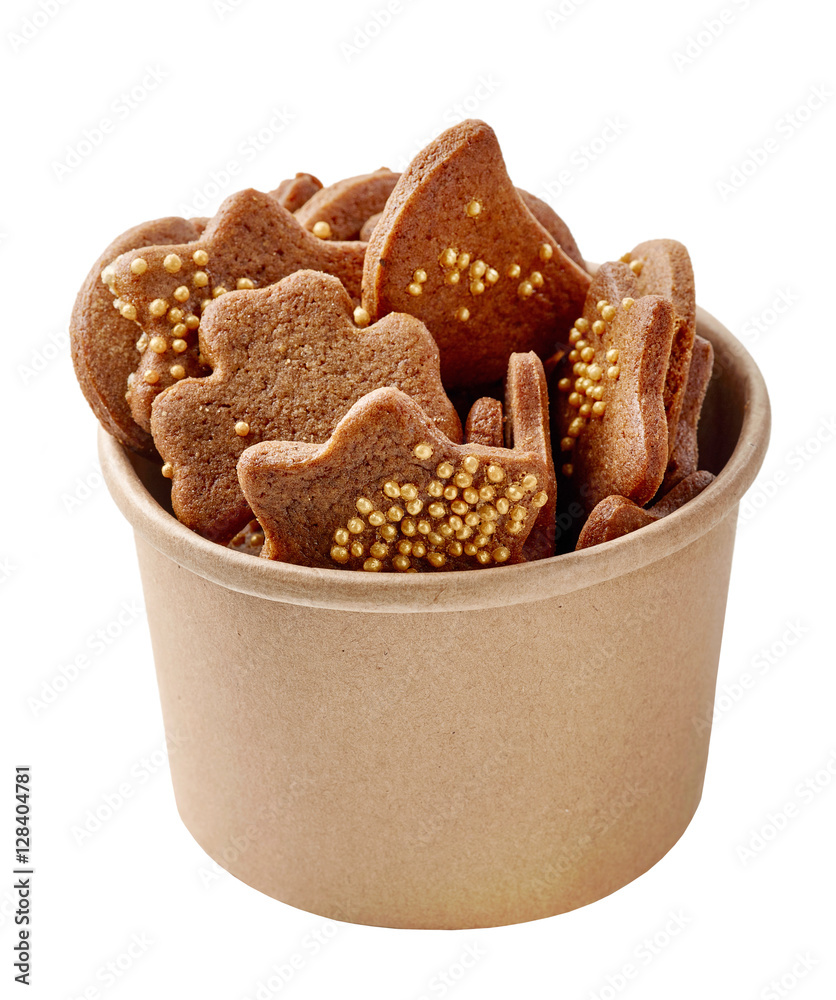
[72, 119, 717, 570]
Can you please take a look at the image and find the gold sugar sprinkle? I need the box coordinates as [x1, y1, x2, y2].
[312, 221, 332, 239]
[354, 306, 371, 328]
[234, 421, 250, 437]
[163, 254, 182, 274]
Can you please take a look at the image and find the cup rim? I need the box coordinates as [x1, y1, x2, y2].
[99, 305, 770, 614]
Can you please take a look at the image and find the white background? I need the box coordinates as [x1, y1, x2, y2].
[3, 0, 834, 997]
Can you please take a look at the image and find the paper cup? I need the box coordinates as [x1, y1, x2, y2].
[99, 305, 770, 929]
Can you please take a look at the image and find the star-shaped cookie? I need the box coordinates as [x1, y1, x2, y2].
[576, 471, 715, 549]
[238, 387, 552, 572]
[104, 188, 368, 430]
[552, 262, 675, 511]
[151, 271, 461, 544]
[362, 119, 591, 388]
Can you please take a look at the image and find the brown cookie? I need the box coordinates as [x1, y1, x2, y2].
[625, 240, 696, 454]
[228, 519, 265, 556]
[295, 168, 400, 241]
[517, 189, 585, 270]
[70, 216, 205, 455]
[465, 397, 504, 448]
[359, 211, 382, 242]
[151, 271, 461, 544]
[504, 352, 557, 560]
[662, 335, 713, 493]
[104, 189, 368, 432]
[269, 172, 323, 212]
[576, 471, 715, 549]
[238, 387, 552, 572]
[359, 187, 584, 266]
[553, 262, 675, 511]
[362, 119, 591, 388]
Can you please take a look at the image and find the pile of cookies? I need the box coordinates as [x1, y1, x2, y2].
[71, 119, 715, 572]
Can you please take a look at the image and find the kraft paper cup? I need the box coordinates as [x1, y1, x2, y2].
[99, 305, 770, 929]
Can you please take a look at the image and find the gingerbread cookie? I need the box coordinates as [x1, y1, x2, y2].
[518, 189, 585, 270]
[553, 262, 675, 511]
[362, 119, 591, 388]
[625, 240, 696, 453]
[576, 471, 715, 549]
[295, 168, 400, 241]
[238, 387, 552, 572]
[105, 188, 369, 431]
[662, 334, 713, 493]
[359, 185, 584, 265]
[151, 271, 461, 544]
[228, 519, 265, 556]
[269, 172, 323, 212]
[465, 397, 504, 448]
[71, 216, 206, 455]
[359, 211, 382, 242]
[504, 352, 557, 559]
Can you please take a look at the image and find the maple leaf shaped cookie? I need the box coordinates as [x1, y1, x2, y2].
[238, 387, 551, 572]
[71, 215, 205, 455]
[362, 119, 591, 388]
[294, 168, 400, 240]
[576, 471, 715, 549]
[151, 271, 461, 544]
[104, 188, 368, 431]
[553, 262, 676, 511]
[624, 239, 696, 453]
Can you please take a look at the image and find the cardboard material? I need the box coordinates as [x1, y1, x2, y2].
[99, 306, 770, 929]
